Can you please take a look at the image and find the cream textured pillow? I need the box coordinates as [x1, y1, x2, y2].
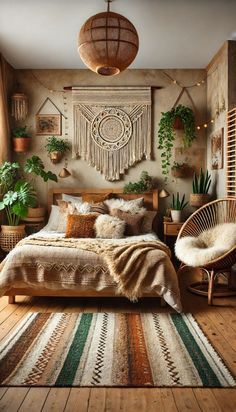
[95, 214, 126, 239]
[44, 205, 60, 231]
[105, 197, 144, 214]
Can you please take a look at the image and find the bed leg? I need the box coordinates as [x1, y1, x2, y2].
[8, 296, 15, 304]
[160, 297, 166, 307]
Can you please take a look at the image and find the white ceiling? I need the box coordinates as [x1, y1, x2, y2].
[0, 0, 236, 69]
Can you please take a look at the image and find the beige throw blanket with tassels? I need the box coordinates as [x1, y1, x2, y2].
[0, 236, 182, 311]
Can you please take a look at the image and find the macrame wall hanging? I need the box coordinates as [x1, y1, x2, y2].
[72, 86, 152, 181]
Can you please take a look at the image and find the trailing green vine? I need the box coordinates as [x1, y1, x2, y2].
[158, 104, 196, 179]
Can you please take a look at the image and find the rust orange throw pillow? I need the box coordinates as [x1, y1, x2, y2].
[65, 214, 98, 238]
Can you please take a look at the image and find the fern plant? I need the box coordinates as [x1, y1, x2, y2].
[170, 192, 188, 210]
[192, 169, 211, 194]
[45, 136, 70, 153]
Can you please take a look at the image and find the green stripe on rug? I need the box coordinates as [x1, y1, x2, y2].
[55, 313, 93, 386]
[170, 314, 221, 386]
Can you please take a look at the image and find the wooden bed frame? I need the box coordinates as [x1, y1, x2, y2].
[6, 188, 164, 304]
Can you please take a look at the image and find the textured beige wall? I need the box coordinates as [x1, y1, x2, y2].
[206, 41, 236, 199]
[14, 69, 206, 215]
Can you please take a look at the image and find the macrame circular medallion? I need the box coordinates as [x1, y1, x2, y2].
[91, 108, 132, 151]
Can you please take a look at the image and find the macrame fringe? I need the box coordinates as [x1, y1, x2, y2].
[72, 89, 152, 181]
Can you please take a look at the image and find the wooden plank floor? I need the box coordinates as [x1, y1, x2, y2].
[0, 268, 236, 412]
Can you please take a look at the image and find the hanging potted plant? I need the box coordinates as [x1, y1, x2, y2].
[158, 105, 196, 178]
[45, 136, 70, 164]
[171, 162, 194, 178]
[24, 155, 58, 218]
[0, 181, 37, 251]
[170, 192, 188, 222]
[190, 169, 211, 207]
[12, 126, 31, 153]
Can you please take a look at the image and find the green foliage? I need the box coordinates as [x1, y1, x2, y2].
[123, 171, 152, 194]
[0, 156, 58, 225]
[0, 162, 20, 194]
[24, 156, 58, 182]
[45, 136, 70, 153]
[158, 105, 196, 178]
[12, 126, 30, 138]
[192, 169, 211, 194]
[171, 161, 185, 170]
[170, 192, 188, 211]
[0, 181, 37, 226]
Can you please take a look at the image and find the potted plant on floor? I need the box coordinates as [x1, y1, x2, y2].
[12, 126, 31, 153]
[45, 136, 70, 164]
[158, 105, 196, 178]
[170, 192, 188, 222]
[0, 181, 37, 251]
[24, 155, 58, 218]
[190, 169, 211, 207]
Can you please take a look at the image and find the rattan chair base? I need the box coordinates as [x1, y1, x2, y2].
[188, 281, 236, 298]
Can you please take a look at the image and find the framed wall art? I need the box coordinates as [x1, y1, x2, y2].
[36, 114, 62, 136]
[211, 128, 224, 170]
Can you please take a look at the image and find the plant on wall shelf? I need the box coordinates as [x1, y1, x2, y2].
[123, 171, 152, 194]
[158, 105, 196, 178]
[45, 136, 70, 164]
[12, 125, 31, 153]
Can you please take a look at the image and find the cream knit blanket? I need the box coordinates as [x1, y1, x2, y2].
[17, 236, 177, 302]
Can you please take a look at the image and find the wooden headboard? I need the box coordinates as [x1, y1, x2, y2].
[48, 188, 158, 212]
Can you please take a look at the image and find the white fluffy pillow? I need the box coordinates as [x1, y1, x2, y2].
[95, 214, 126, 239]
[105, 197, 144, 215]
[175, 223, 236, 267]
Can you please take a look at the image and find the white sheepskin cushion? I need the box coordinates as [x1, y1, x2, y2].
[175, 223, 236, 267]
[95, 214, 126, 239]
[105, 197, 145, 214]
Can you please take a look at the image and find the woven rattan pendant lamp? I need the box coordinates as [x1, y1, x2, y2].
[78, 0, 139, 76]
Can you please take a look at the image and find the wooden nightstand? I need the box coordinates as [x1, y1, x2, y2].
[163, 221, 184, 243]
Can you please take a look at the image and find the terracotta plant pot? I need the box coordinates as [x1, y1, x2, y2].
[170, 210, 182, 223]
[190, 193, 211, 208]
[13, 137, 31, 153]
[0, 224, 26, 251]
[171, 164, 194, 178]
[173, 117, 184, 130]
[27, 206, 45, 218]
[50, 151, 63, 164]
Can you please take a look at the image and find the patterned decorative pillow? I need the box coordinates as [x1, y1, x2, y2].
[105, 197, 145, 215]
[65, 213, 98, 238]
[110, 208, 144, 236]
[90, 202, 109, 215]
[95, 214, 126, 239]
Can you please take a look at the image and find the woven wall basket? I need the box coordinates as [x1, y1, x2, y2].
[0, 225, 25, 252]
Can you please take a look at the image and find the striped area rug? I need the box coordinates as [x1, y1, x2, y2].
[0, 312, 235, 387]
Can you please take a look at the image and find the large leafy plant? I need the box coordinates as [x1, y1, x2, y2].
[170, 192, 188, 211]
[0, 181, 37, 226]
[45, 136, 70, 153]
[192, 169, 211, 194]
[24, 156, 57, 182]
[0, 156, 57, 225]
[158, 104, 196, 178]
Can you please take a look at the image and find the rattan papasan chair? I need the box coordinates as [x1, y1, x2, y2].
[175, 199, 236, 305]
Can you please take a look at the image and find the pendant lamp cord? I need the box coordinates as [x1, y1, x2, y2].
[106, 0, 112, 12]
